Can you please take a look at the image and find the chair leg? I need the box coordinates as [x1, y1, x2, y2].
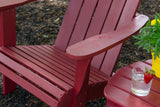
[72, 59, 92, 107]
[3, 75, 16, 95]
[72, 91, 87, 107]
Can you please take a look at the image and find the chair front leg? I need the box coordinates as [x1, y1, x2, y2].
[3, 75, 16, 95]
[0, 8, 17, 94]
[72, 58, 92, 107]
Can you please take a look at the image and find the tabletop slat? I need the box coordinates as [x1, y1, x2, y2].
[105, 60, 160, 107]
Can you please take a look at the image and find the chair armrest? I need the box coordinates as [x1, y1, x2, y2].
[0, 0, 36, 10]
[66, 14, 149, 60]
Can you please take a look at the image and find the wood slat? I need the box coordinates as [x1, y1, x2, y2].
[3, 46, 108, 85]
[16, 46, 75, 77]
[91, 0, 126, 70]
[8, 47, 75, 86]
[0, 8, 16, 46]
[0, 53, 65, 100]
[68, 0, 99, 46]
[116, 62, 160, 94]
[0, 63, 58, 106]
[100, 0, 141, 76]
[55, 0, 84, 51]
[18, 46, 109, 84]
[115, 66, 132, 80]
[36, 46, 105, 83]
[24, 46, 101, 84]
[85, 0, 112, 38]
[42, 45, 75, 67]
[104, 84, 154, 107]
[66, 14, 148, 60]
[144, 59, 152, 66]
[46, 46, 108, 83]
[28, 46, 110, 84]
[0, 0, 36, 10]
[109, 75, 160, 106]
[30, 45, 75, 71]
[91, 67, 109, 81]
[129, 61, 152, 71]
[0, 47, 72, 90]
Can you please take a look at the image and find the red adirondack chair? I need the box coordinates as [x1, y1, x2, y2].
[0, 0, 148, 106]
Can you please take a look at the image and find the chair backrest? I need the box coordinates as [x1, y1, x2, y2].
[55, 0, 140, 76]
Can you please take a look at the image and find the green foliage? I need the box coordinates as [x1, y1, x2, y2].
[134, 13, 160, 59]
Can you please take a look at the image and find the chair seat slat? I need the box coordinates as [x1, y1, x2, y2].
[9, 47, 75, 86]
[1, 47, 72, 90]
[0, 63, 59, 106]
[28, 46, 76, 71]
[16, 46, 75, 77]
[0, 53, 65, 100]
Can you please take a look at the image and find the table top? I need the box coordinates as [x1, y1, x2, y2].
[104, 59, 160, 107]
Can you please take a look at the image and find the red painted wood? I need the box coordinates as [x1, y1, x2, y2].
[106, 100, 121, 107]
[8, 47, 75, 86]
[0, 0, 36, 10]
[48, 46, 109, 83]
[68, 0, 99, 46]
[85, 0, 112, 38]
[66, 14, 148, 60]
[104, 84, 153, 107]
[0, 53, 66, 99]
[129, 61, 152, 70]
[100, 0, 141, 76]
[91, 0, 127, 70]
[144, 59, 152, 66]
[109, 75, 160, 106]
[0, 47, 110, 106]
[15, 46, 98, 84]
[0, 63, 58, 106]
[44, 45, 76, 66]
[2, 75, 16, 95]
[29, 46, 76, 71]
[105, 61, 160, 107]
[0, 8, 17, 95]
[87, 81, 107, 101]
[0, 0, 147, 106]
[0, 9, 16, 46]
[91, 66, 110, 80]
[55, 0, 84, 51]
[15, 46, 75, 79]
[34, 46, 104, 84]
[72, 58, 91, 107]
[0, 47, 72, 91]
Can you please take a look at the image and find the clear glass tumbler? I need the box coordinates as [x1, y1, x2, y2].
[131, 67, 152, 96]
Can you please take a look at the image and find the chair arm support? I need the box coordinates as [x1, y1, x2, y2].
[66, 14, 149, 60]
[0, 0, 36, 10]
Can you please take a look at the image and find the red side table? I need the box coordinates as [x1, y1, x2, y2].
[104, 60, 160, 107]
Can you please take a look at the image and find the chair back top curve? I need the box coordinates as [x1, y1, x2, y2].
[55, 0, 141, 76]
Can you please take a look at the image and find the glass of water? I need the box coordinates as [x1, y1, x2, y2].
[131, 67, 152, 96]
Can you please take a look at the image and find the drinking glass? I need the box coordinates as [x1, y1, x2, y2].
[131, 67, 152, 96]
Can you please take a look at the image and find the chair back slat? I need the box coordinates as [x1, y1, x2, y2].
[86, 0, 112, 38]
[91, 0, 127, 69]
[55, 0, 140, 76]
[68, 0, 99, 46]
[55, 0, 84, 51]
[100, 0, 140, 76]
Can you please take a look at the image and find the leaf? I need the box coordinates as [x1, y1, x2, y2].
[134, 41, 142, 45]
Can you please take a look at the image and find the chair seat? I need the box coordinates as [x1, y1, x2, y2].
[0, 45, 109, 106]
